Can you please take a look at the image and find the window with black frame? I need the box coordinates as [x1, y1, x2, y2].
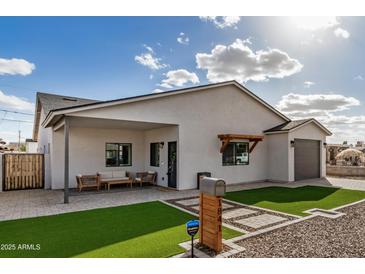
[105, 143, 132, 167]
[150, 143, 160, 167]
[222, 142, 249, 166]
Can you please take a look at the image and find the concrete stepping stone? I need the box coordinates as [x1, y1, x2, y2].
[235, 213, 287, 229]
[222, 203, 235, 209]
[176, 198, 199, 206]
[223, 208, 257, 219]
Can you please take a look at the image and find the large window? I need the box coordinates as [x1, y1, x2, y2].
[150, 143, 160, 167]
[222, 142, 249, 166]
[105, 143, 132, 167]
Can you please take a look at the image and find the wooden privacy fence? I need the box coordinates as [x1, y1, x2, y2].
[2, 154, 44, 191]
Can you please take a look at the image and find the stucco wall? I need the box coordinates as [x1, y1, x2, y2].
[266, 133, 289, 182]
[51, 127, 146, 189]
[66, 85, 287, 189]
[144, 126, 178, 188]
[36, 109, 52, 189]
[288, 123, 327, 181]
[327, 165, 365, 177]
[26, 142, 38, 153]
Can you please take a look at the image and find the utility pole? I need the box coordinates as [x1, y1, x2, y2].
[18, 130, 21, 151]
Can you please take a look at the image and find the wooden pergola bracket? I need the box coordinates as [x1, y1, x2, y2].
[249, 140, 259, 153]
[220, 138, 232, 153]
[218, 134, 264, 154]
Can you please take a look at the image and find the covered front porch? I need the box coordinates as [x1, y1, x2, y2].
[51, 115, 179, 203]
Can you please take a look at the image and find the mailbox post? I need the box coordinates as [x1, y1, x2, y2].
[199, 177, 226, 253]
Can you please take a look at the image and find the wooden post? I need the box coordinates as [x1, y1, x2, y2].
[199, 193, 223, 252]
[64, 117, 69, 204]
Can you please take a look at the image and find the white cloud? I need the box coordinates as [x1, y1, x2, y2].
[291, 17, 351, 43]
[177, 32, 189, 45]
[354, 75, 364, 81]
[276, 92, 365, 143]
[0, 90, 34, 112]
[159, 69, 199, 88]
[304, 81, 315, 88]
[277, 93, 360, 116]
[199, 16, 240, 29]
[134, 45, 167, 70]
[334, 27, 350, 39]
[152, 88, 164, 93]
[196, 39, 303, 83]
[291, 16, 339, 31]
[322, 114, 365, 125]
[0, 58, 35, 76]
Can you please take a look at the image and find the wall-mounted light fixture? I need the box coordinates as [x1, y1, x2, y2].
[290, 140, 295, 147]
[323, 142, 327, 148]
[159, 142, 165, 149]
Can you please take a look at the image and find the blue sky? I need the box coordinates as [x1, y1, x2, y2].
[0, 16, 364, 143]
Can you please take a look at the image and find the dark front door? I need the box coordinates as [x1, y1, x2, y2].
[167, 141, 177, 188]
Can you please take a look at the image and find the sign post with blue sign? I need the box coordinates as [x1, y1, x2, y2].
[186, 220, 200, 258]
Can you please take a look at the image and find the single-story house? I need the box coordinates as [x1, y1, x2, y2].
[32, 80, 331, 197]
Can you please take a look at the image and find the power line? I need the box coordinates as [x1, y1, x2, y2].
[0, 109, 34, 116]
[0, 118, 33, 123]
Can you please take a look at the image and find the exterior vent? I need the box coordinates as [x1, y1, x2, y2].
[62, 98, 77, 102]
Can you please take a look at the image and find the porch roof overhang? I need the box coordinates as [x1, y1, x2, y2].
[52, 116, 177, 132]
[217, 134, 264, 153]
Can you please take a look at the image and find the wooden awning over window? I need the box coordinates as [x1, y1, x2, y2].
[218, 134, 264, 153]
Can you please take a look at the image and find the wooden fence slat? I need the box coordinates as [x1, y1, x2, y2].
[2, 154, 44, 191]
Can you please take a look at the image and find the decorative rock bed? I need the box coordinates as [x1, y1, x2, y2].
[230, 200, 365, 258]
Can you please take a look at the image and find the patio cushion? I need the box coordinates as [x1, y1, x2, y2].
[100, 177, 130, 183]
[147, 171, 155, 174]
[113, 171, 126, 178]
[98, 171, 113, 179]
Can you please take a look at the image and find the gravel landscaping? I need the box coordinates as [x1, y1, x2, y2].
[231, 200, 365, 258]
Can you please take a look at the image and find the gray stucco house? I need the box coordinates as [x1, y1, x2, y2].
[32, 80, 332, 194]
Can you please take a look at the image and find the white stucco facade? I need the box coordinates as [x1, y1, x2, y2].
[34, 82, 331, 190]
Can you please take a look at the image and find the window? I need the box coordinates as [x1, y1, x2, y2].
[105, 143, 132, 167]
[222, 142, 249, 166]
[150, 143, 160, 167]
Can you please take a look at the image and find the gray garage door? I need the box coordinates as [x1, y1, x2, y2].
[294, 139, 320, 181]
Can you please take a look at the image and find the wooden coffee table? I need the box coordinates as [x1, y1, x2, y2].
[106, 179, 133, 190]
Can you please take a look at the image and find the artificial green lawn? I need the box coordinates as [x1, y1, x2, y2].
[0, 201, 242, 258]
[225, 186, 365, 216]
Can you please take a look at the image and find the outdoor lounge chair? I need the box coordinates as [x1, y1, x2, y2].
[76, 175, 100, 192]
[134, 171, 157, 187]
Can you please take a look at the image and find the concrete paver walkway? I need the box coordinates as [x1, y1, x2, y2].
[0, 187, 199, 221]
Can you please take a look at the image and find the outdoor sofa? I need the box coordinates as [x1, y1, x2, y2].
[97, 171, 133, 190]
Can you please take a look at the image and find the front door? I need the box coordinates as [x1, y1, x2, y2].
[167, 141, 177, 188]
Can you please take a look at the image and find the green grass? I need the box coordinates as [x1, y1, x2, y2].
[225, 186, 365, 216]
[0, 201, 242, 258]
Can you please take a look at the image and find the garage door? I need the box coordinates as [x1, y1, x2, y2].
[294, 139, 320, 181]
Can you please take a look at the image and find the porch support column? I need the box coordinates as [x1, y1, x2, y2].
[64, 116, 70, 204]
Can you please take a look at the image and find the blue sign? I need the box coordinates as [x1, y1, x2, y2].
[186, 220, 199, 237]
